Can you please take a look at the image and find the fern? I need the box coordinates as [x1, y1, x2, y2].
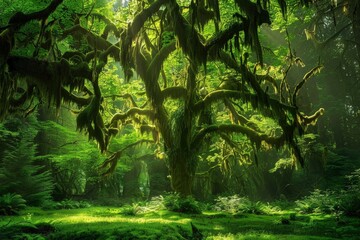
[0, 193, 27, 215]
[0, 114, 54, 206]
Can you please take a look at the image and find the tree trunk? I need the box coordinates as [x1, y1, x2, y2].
[168, 149, 196, 196]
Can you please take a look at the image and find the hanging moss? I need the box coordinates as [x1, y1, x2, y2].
[292, 65, 323, 106]
[206, 0, 220, 21]
[167, 0, 207, 67]
[147, 41, 176, 87]
[205, 22, 244, 52]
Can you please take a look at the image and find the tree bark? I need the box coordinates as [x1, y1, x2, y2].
[168, 149, 196, 196]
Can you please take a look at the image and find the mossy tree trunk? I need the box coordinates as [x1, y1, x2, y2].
[168, 149, 197, 196]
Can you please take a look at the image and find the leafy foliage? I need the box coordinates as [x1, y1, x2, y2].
[0, 193, 26, 215]
[295, 189, 339, 214]
[213, 195, 281, 214]
[163, 193, 202, 214]
[296, 169, 360, 216]
[0, 115, 53, 206]
[120, 203, 142, 216]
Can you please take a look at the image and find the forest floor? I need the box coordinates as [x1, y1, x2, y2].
[1, 206, 360, 239]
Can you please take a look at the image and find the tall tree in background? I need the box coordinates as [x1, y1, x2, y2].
[0, 0, 324, 196]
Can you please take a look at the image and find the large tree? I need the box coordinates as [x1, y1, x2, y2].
[0, 0, 324, 196]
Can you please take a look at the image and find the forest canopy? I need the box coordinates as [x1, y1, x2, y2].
[0, 0, 359, 198]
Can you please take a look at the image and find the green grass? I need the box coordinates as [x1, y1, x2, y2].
[1, 206, 359, 239]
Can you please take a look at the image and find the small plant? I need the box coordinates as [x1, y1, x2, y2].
[213, 195, 243, 214]
[163, 193, 202, 214]
[136, 195, 166, 214]
[120, 203, 142, 216]
[340, 169, 360, 217]
[214, 195, 267, 215]
[0, 193, 27, 215]
[295, 189, 339, 214]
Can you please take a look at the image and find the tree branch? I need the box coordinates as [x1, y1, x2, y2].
[61, 88, 91, 106]
[100, 139, 154, 176]
[166, 0, 206, 65]
[8, 0, 64, 26]
[205, 22, 244, 51]
[194, 89, 296, 114]
[191, 124, 283, 150]
[110, 107, 155, 125]
[223, 99, 260, 131]
[7, 56, 92, 80]
[161, 86, 187, 100]
[103, 93, 139, 108]
[129, 0, 168, 38]
[146, 41, 176, 92]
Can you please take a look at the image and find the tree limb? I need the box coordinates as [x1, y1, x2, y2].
[103, 93, 139, 108]
[100, 139, 154, 176]
[8, 0, 64, 26]
[7, 56, 92, 80]
[194, 89, 295, 114]
[205, 22, 244, 51]
[161, 86, 187, 100]
[61, 88, 91, 106]
[191, 124, 283, 150]
[110, 107, 155, 125]
[223, 99, 260, 131]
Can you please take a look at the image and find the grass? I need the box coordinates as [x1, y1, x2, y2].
[0, 206, 359, 239]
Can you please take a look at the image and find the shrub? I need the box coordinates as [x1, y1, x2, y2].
[0, 193, 27, 215]
[163, 193, 202, 214]
[296, 170, 360, 216]
[120, 203, 142, 216]
[214, 195, 267, 215]
[295, 189, 340, 214]
[340, 169, 360, 217]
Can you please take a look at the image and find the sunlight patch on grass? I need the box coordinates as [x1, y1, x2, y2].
[54, 214, 191, 225]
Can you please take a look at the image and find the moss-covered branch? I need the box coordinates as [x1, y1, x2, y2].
[9, 0, 63, 25]
[205, 22, 244, 51]
[223, 99, 260, 131]
[130, 0, 168, 37]
[166, 0, 206, 65]
[298, 108, 325, 126]
[61, 88, 91, 106]
[62, 25, 118, 54]
[194, 89, 295, 114]
[7, 56, 92, 80]
[120, 0, 167, 79]
[292, 65, 323, 106]
[0, 0, 63, 64]
[146, 41, 176, 90]
[110, 108, 155, 125]
[8, 56, 91, 108]
[76, 13, 122, 38]
[100, 139, 154, 176]
[161, 86, 187, 100]
[191, 124, 282, 150]
[103, 93, 139, 108]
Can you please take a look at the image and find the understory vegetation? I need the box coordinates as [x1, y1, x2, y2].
[1, 196, 360, 240]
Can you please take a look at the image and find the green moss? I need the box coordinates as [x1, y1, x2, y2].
[0, 206, 359, 239]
